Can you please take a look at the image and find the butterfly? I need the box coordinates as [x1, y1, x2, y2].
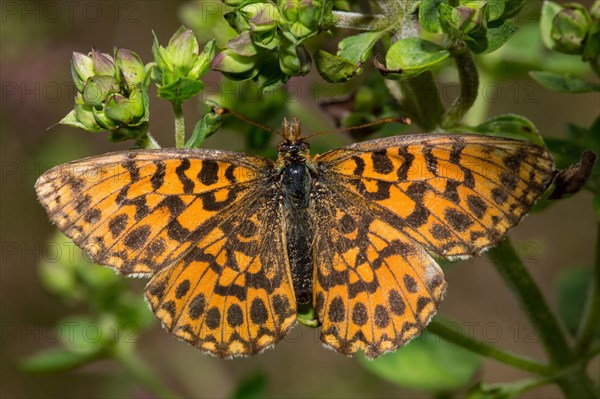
[35, 118, 555, 358]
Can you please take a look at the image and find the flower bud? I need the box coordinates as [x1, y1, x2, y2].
[279, 41, 311, 76]
[551, 5, 592, 54]
[454, 4, 487, 35]
[82, 75, 119, 106]
[91, 48, 115, 76]
[188, 40, 216, 79]
[211, 48, 259, 80]
[104, 89, 145, 125]
[168, 27, 200, 76]
[115, 49, 145, 90]
[71, 52, 94, 92]
[279, 0, 323, 44]
[242, 2, 280, 33]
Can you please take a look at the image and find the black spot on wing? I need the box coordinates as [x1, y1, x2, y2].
[198, 160, 219, 186]
[371, 152, 394, 174]
[176, 159, 195, 194]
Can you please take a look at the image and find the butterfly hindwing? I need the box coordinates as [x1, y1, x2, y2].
[145, 184, 297, 357]
[35, 149, 272, 275]
[310, 182, 446, 358]
[315, 134, 555, 259]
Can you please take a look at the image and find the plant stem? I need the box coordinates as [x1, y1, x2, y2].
[427, 319, 553, 375]
[173, 102, 185, 148]
[575, 221, 600, 355]
[113, 345, 180, 399]
[442, 42, 479, 128]
[489, 238, 599, 398]
[136, 132, 161, 149]
[331, 11, 387, 31]
[399, 71, 445, 131]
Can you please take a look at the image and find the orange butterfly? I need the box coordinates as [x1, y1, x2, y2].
[35, 119, 555, 358]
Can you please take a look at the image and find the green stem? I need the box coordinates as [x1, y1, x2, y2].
[113, 345, 180, 399]
[136, 132, 161, 149]
[442, 43, 479, 128]
[575, 221, 600, 355]
[173, 102, 185, 148]
[427, 319, 553, 375]
[489, 238, 599, 398]
[399, 71, 445, 131]
[331, 11, 387, 31]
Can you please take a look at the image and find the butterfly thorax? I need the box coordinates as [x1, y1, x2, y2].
[277, 118, 313, 304]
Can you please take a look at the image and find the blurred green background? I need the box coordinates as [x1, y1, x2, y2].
[1, 1, 598, 398]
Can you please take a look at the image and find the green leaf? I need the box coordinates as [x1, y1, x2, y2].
[232, 372, 268, 399]
[556, 267, 596, 336]
[185, 109, 223, 148]
[419, 0, 447, 33]
[156, 77, 205, 103]
[382, 38, 450, 80]
[530, 71, 600, 93]
[540, 1, 564, 50]
[501, 0, 526, 19]
[313, 31, 384, 83]
[20, 348, 102, 373]
[359, 332, 481, 392]
[594, 194, 600, 219]
[338, 31, 385, 64]
[473, 114, 544, 145]
[468, 19, 519, 54]
[314, 50, 362, 83]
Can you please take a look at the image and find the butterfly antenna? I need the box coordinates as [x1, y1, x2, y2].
[213, 106, 284, 138]
[305, 117, 412, 139]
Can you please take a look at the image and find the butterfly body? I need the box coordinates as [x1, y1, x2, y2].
[36, 124, 555, 358]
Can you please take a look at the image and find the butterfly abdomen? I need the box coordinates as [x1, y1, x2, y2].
[280, 154, 313, 305]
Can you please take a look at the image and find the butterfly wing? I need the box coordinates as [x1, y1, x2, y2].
[310, 184, 446, 358]
[144, 182, 297, 357]
[315, 134, 555, 259]
[36, 149, 271, 275]
[311, 134, 555, 358]
[36, 149, 297, 357]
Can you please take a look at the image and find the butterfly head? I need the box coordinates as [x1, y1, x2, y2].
[278, 117, 310, 162]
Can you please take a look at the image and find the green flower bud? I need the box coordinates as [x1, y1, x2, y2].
[115, 49, 145, 91]
[152, 26, 215, 104]
[455, 3, 487, 35]
[71, 52, 94, 92]
[224, 10, 251, 33]
[212, 48, 258, 74]
[82, 75, 119, 106]
[68, 103, 104, 131]
[91, 48, 115, 76]
[168, 27, 200, 76]
[279, 41, 311, 76]
[242, 2, 280, 33]
[211, 48, 259, 80]
[92, 107, 118, 130]
[152, 32, 173, 74]
[104, 89, 145, 125]
[227, 31, 259, 57]
[551, 5, 592, 54]
[188, 40, 216, 79]
[279, 0, 323, 44]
